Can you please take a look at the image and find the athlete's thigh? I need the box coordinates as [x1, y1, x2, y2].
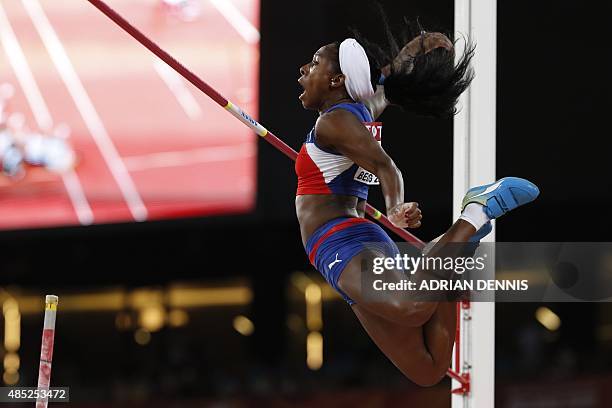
[335, 251, 368, 302]
[351, 303, 435, 380]
[336, 249, 407, 307]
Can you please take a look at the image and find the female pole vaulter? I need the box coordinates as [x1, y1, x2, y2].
[295, 22, 539, 385]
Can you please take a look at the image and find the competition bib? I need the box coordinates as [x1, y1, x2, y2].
[353, 122, 382, 185]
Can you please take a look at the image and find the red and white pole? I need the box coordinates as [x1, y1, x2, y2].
[35, 295, 58, 408]
[84, 0, 424, 249]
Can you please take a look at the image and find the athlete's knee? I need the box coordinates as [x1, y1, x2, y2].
[411, 368, 447, 387]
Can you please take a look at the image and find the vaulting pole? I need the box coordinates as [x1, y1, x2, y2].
[85, 0, 425, 248]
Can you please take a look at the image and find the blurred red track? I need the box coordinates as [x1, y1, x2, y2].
[0, 0, 258, 230]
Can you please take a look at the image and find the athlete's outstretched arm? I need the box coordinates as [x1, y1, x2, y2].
[315, 109, 420, 229]
[363, 85, 389, 121]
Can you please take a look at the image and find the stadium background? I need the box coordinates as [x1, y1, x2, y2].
[1, 0, 612, 406]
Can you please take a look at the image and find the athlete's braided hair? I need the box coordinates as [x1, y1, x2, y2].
[347, 8, 475, 118]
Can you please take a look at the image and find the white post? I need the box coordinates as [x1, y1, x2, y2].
[453, 0, 496, 407]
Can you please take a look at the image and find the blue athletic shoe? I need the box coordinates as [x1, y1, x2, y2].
[469, 221, 492, 243]
[461, 177, 540, 219]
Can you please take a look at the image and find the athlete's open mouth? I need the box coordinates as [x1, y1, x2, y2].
[298, 77, 306, 99]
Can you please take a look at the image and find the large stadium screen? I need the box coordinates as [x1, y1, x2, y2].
[0, 0, 259, 230]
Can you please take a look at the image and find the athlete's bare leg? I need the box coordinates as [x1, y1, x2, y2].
[336, 219, 476, 385]
[352, 298, 456, 386]
[337, 219, 476, 325]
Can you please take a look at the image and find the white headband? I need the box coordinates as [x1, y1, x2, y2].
[338, 38, 375, 102]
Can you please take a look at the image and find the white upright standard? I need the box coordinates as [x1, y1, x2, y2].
[452, 0, 497, 407]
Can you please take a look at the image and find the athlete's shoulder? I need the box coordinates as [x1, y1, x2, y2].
[325, 102, 372, 121]
[315, 108, 360, 138]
